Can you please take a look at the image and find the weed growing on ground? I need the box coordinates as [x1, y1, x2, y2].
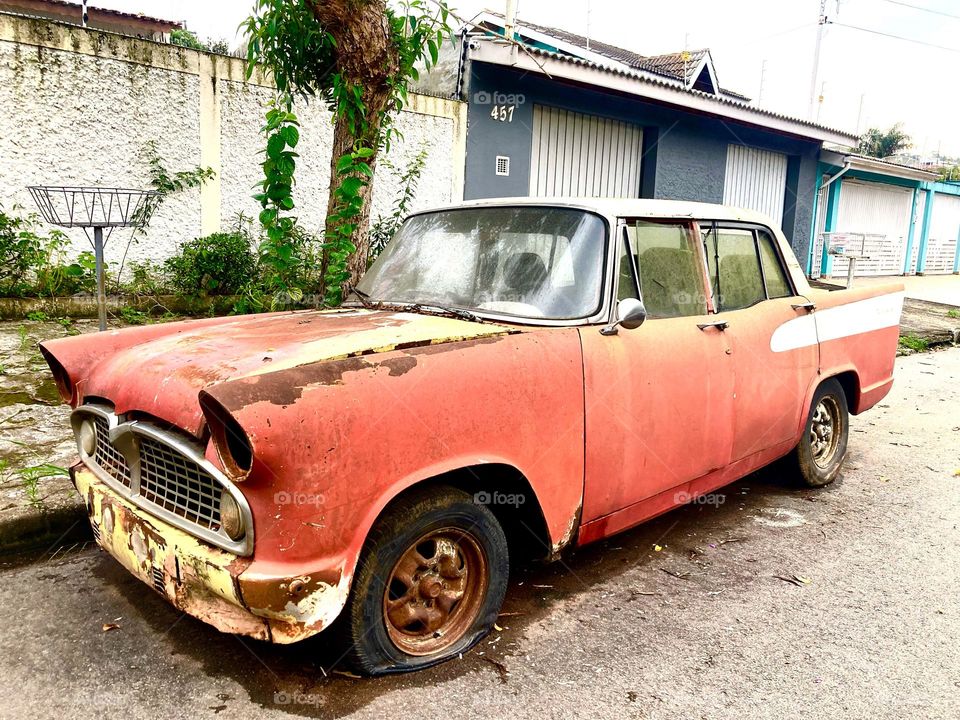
[898, 335, 929, 352]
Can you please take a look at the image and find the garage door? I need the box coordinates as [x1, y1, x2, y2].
[832, 179, 914, 276]
[529, 105, 643, 197]
[925, 194, 960, 274]
[723, 145, 788, 226]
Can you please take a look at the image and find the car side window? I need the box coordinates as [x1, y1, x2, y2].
[623, 220, 706, 317]
[756, 229, 792, 299]
[703, 225, 765, 312]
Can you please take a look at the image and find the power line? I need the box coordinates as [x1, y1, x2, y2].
[875, 0, 960, 21]
[832, 21, 960, 53]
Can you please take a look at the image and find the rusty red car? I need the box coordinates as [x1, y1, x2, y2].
[41, 199, 904, 674]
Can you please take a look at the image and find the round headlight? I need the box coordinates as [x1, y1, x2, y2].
[78, 418, 96, 456]
[220, 490, 244, 541]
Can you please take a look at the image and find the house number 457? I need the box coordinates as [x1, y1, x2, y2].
[490, 105, 516, 122]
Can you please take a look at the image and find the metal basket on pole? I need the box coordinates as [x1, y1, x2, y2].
[27, 186, 161, 331]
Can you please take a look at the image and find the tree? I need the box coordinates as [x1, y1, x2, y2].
[857, 123, 912, 159]
[243, 0, 450, 305]
[938, 165, 960, 182]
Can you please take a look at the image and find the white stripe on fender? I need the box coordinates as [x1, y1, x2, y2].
[770, 292, 904, 353]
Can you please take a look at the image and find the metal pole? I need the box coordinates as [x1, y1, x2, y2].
[94, 226, 107, 331]
[81, 0, 88, 27]
[808, 0, 827, 120]
[846, 256, 856, 289]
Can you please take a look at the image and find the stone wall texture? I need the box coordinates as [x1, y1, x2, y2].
[0, 13, 466, 273]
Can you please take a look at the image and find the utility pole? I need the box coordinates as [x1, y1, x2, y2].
[586, 0, 591, 51]
[758, 59, 767, 104]
[81, 0, 88, 27]
[808, 0, 828, 120]
[855, 93, 865, 133]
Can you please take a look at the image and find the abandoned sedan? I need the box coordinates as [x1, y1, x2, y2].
[41, 199, 903, 674]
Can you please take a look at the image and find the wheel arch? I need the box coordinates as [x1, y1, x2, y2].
[828, 369, 861, 414]
[361, 461, 556, 564]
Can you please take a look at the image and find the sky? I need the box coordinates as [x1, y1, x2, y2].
[91, 0, 960, 158]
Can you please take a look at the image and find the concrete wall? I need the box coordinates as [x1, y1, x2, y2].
[463, 63, 821, 262]
[0, 13, 467, 272]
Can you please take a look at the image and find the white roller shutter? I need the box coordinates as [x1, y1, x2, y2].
[723, 145, 788, 226]
[832, 179, 913, 276]
[529, 105, 642, 197]
[925, 194, 960, 274]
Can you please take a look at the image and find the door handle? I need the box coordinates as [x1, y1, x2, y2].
[697, 320, 729, 331]
[791, 301, 816, 312]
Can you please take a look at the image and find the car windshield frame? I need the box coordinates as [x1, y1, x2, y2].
[354, 205, 611, 326]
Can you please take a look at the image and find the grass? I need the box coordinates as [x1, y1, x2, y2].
[947, 309, 960, 320]
[15, 464, 69, 511]
[898, 334, 930, 353]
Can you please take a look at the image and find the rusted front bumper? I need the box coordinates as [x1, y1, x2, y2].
[74, 465, 349, 643]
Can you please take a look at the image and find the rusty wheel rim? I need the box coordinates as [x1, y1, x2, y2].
[810, 396, 842, 469]
[383, 528, 488, 656]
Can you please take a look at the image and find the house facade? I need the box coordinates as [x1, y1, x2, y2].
[812, 151, 960, 278]
[441, 13, 858, 269]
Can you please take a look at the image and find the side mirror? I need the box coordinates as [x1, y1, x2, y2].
[600, 297, 647, 335]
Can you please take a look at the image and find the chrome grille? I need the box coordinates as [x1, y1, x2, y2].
[92, 415, 132, 487]
[138, 436, 222, 531]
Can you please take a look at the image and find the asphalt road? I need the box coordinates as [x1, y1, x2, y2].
[2, 349, 959, 720]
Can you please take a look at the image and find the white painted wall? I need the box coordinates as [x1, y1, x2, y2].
[0, 13, 466, 276]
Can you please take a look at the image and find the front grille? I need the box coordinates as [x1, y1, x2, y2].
[138, 436, 222, 531]
[93, 416, 132, 487]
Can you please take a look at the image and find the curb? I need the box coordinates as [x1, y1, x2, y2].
[0, 496, 89, 556]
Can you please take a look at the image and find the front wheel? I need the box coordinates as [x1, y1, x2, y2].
[785, 378, 850, 488]
[336, 486, 509, 675]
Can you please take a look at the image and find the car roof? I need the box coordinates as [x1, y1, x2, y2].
[417, 197, 778, 226]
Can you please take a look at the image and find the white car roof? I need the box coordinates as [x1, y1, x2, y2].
[420, 197, 779, 227]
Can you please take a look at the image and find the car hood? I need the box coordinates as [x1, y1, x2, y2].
[81, 308, 516, 436]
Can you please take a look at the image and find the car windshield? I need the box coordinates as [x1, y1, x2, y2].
[356, 207, 606, 320]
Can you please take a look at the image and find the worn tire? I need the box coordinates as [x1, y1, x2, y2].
[784, 378, 849, 488]
[335, 485, 509, 675]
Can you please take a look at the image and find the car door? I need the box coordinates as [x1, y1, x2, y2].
[701, 222, 818, 464]
[579, 219, 735, 532]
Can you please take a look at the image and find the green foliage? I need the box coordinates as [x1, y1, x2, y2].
[858, 124, 912, 159]
[165, 231, 257, 296]
[254, 107, 303, 297]
[0, 208, 47, 294]
[946, 309, 960, 320]
[25, 311, 47, 322]
[898, 334, 929, 352]
[119, 307, 150, 325]
[170, 29, 230, 54]
[938, 165, 960, 182]
[143, 140, 217, 198]
[369, 142, 429, 261]
[123, 260, 172, 297]
[243, 0, 451, 305]
[16, 463, 69, 510]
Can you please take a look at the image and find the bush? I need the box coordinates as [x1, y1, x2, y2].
[0, 208, 50, 295]
[165, 231, 257, 296]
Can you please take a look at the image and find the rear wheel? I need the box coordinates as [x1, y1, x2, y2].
[785, 378, 849, 488]
[336, 486, 509, 675]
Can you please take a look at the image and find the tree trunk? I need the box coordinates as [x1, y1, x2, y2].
[309, 0, 398, 292]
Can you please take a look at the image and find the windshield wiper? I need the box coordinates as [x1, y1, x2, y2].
[345, 284, 372, 308]
[418, 304, 482, 323]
